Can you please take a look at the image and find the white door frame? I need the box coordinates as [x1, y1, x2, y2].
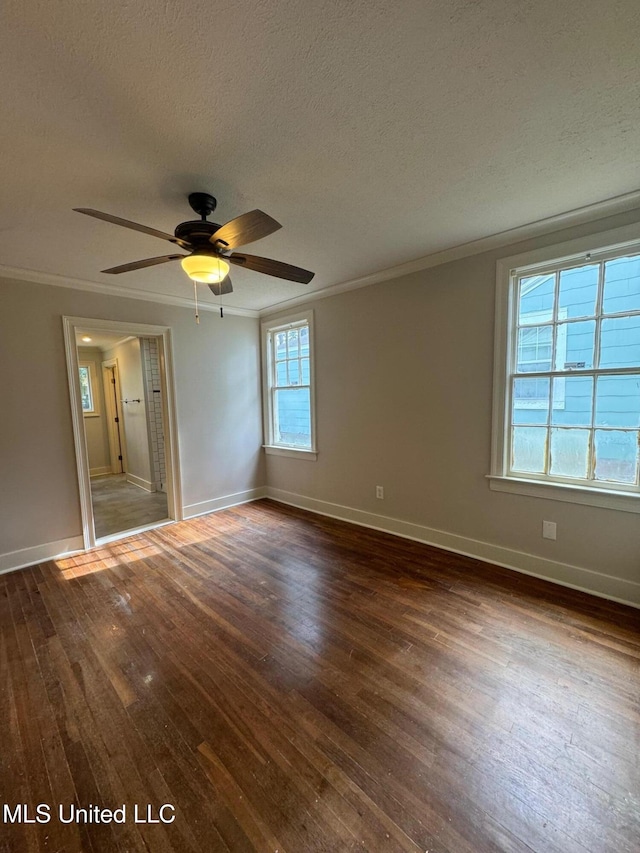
[63, 316, 183, 550]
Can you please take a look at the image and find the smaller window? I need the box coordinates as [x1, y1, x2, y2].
[78, 362, 98, 415]
[262, 313, 315, 455]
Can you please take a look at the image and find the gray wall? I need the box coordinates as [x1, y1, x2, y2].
[0, 278, 265, 557]
[264, 209, 640, 603]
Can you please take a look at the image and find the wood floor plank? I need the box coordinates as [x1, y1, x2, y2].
[0, 499, 638, 852]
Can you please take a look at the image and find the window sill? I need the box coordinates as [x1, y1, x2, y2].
[487, 474, 640, 514]
[263, 445, 317, 461]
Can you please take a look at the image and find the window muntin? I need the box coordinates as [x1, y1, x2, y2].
[508, 253, 640, 489]
[265, 317, 314, 451]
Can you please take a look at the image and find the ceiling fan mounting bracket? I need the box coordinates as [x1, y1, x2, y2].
[188, 192, 217, 220]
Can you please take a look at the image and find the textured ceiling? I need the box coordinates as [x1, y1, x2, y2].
[1, 0, 639, 311]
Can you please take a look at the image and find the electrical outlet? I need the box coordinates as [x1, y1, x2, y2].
[542, 520, 557, 540]
[376, 485, 384, 499]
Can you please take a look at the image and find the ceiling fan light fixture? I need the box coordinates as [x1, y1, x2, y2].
[181, 254, 230, 284]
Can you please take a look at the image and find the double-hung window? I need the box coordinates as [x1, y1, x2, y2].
[262, 312, 316, 457]
[491, 227, 640, 511]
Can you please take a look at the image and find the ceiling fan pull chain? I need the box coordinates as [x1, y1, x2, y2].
[194, 281, 200, 324]
[217, 255, 225, 318]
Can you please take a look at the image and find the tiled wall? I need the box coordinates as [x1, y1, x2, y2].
[141, 337, 167, 493]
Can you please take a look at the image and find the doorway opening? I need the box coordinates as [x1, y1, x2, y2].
[63, 317, 182, 549]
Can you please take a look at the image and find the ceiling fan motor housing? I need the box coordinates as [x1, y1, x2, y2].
[174, 219, 223, 254]
[176, 192, 225, 255]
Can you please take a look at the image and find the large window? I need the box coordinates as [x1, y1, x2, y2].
[262, 313, 316, 456]
[491, 227, 640, 511]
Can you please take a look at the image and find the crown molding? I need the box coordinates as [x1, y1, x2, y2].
[259, 188, 640, 316]
[0, 264, 259, 318]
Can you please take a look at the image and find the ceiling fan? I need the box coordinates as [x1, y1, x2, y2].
[74, 192, 315, 296]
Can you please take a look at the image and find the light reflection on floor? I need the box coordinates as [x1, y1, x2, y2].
[278, 558, 326, 650]
[55, 538, 162, 579]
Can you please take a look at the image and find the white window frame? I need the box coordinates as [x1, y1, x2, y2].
[489, 223, 640, 514]
[261, 311, 317, 460]
[79, 360, 100, 417]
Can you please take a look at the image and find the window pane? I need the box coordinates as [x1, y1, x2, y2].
[516, 326, 552, 372]
[79, 366, 93, 411]
[594, 430, 638, 484]
[518, 274, 555, 325]
[275, 332, 287, 360]
[603, 256, 640, 315]
[288, 359, 300, 386]
[551, 376, 593, 426]
[512, 426, 547, 473]
[599, 316, 640, 369]
[299, 325, 309, 355]
[554, 320, 595, 370]
[275, 361, 287, 386]
[558, 264, 598, 319]
[549, 428, 589, 479]
[287, 328, 299, 358]
[513, 378, 549, 424]
[594, 374, 640, 428]
[275, 388, 311, 448]
[301, 357, 310, 384]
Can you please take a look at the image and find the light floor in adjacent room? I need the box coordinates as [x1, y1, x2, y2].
[90, 473, 168, 539]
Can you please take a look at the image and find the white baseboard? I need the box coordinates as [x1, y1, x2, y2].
[0, 536, 85, 576]
[90, 466, 112, 477]
[126, 474, 155, 492]
[183, 487, 267, 519]
[0, 488, 260, 575]
[266, 488, 640, 609]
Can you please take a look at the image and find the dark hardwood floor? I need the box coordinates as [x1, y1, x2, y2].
[1, 499, 638, 853]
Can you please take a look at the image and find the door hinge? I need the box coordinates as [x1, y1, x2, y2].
[114, 417, 119, 423]
[118, 455, 123, 461]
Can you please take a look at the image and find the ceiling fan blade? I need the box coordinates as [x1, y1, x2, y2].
[229, 253, 315, 284]
[74, 208, 192, 250]
[209, 209, 281, 250]
[101, 254, 185, 274]
[208, 277, 233, 296]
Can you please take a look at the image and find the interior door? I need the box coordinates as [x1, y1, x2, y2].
[102, 360, 127, 474]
